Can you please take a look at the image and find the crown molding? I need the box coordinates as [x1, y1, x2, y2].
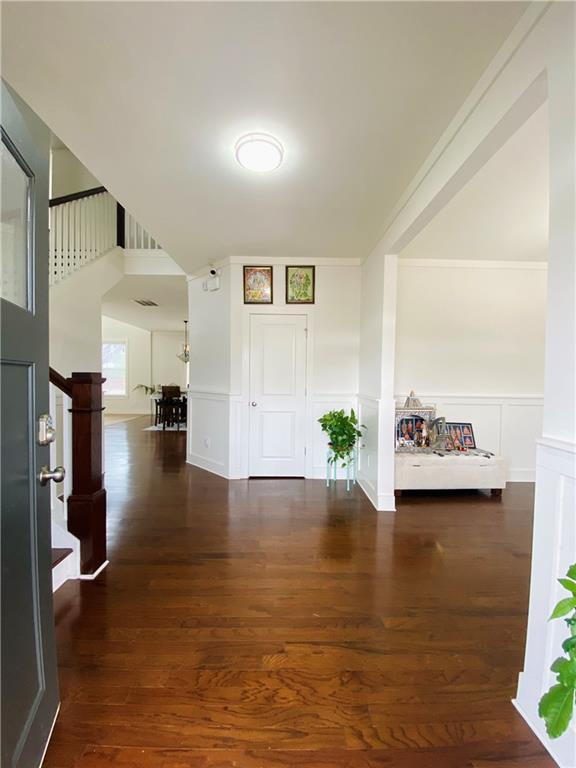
[398, 258, 547, 270]
[221, 255, 362, 268]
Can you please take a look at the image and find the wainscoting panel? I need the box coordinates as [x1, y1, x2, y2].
[396, 394, 544, 481]
[357, 395, 380, 508]
[187, 391, 230, 478]
[515, 438, 576, 767]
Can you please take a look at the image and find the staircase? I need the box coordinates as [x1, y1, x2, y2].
[49, 186, 161, 285]
[47, 189, 174, 591]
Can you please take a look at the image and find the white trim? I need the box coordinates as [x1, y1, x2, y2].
[187, 453, 228, 479]
[226, 255, 362, 268]
[313, 392, 358, 400]
[78, 559, 109, 581]
[52, 552, 77, 593]
[396, 393, 544, 403]
[39, 703, 60, 768]
[399, 259, 547, 271]
[537, 436, 576, 455]
[187, 388, 231, 398]
[358, 477, 396, 512]
[512, 697, 573, 768]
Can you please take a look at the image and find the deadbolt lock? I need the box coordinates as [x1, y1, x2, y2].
[38, 414, 56, 446]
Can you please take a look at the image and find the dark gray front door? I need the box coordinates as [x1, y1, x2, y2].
[1, 81, 59, 768]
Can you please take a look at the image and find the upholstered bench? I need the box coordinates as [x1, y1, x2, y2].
[395, 451, 507, 496]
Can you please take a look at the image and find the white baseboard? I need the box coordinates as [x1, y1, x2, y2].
[187, 453, 229, 479]
[358, 475, 396, 512]
[513, 695, 573, 767]
[78, 559, 109, 580]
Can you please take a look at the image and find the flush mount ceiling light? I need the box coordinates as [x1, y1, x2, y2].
[235, 133, 284, 172]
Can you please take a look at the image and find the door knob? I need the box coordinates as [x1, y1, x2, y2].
[251, 402, 258, 407]
[38, 465, 65, 486]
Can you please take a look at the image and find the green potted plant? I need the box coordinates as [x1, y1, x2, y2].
[133, 384, 156, 395]
[539, 563, 576, 739]
[318, 408, 364, 466]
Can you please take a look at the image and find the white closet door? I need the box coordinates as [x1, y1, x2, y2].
[248, 314, 307, 476]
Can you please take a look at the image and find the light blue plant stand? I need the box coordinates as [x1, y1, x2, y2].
[326, 445, 358, 491]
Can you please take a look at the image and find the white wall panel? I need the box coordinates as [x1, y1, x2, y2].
[357, 396, 380, 507]
[187, 393, 229, 477]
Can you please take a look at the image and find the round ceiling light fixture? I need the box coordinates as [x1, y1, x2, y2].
[235, 133, 284, 172]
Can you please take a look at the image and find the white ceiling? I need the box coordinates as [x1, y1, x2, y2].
[2, 2, 528, 273]
[102, 276, 188, 332]
[401, 104, 548, 261]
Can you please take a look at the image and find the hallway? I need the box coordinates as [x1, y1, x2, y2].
[45, 417, 553, 767]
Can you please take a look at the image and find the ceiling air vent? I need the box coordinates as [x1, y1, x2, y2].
[133, 299, 158, 307]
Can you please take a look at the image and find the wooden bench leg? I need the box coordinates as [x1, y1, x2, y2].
[491, 488, 503, 498]
[394, 489, 403, 498]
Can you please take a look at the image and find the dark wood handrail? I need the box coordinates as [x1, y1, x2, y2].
[49, 366, 72, 397]
[49, 186, 106, 208]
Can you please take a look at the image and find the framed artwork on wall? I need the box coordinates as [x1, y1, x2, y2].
[286, 265, 315, 304]
[243, 266, 273, 304]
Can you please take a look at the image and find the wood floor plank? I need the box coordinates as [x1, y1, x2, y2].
[43, 417, 554, 767]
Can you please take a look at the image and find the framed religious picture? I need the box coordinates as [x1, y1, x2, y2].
[286, 266, 315, 304]
[243, 266, 273, 304]
[446, 422, 476, 450]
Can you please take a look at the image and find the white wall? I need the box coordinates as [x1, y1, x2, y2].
[187, 258, 361, 480]
[187, 268, 232, 474]
[395, 260, 546, 396]
[151, 331, 187, 389]
[49, 248, 124, 376]
[394, 260, 546, 481]
[51, 146, 100, 198]
[102, 316, 151, 415]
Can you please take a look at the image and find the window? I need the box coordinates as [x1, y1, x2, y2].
[102, 342, 127, 396]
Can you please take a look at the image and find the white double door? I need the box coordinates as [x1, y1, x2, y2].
[248, 314, 307, 477]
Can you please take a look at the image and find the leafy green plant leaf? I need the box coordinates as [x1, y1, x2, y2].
[550, 597, 576, 620]
[562, 637, 576, 660]
[559, 578, 576, 595]
[567, 565, 576, 581]
[538, 684, 575, 739]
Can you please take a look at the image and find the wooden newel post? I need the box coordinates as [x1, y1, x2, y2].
[67, 372, 107, 575]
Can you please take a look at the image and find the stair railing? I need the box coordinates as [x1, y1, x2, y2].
[49, 368, 107, 576]
[49, 186, 116, 285]
[49, 186, 163, 284]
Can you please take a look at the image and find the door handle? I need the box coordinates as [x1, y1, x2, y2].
[38, 466, 65, 486]
[251, 402, 258, 407]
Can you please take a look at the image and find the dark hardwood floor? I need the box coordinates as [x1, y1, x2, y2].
[44, 416, 554, 767]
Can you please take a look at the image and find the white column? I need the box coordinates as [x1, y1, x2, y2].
[378, 253, 398, 512]
[515, 7, 576, 766]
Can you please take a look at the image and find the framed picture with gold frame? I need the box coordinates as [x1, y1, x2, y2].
[243, 266, 273, 304]
[286, 265, 315, 304]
